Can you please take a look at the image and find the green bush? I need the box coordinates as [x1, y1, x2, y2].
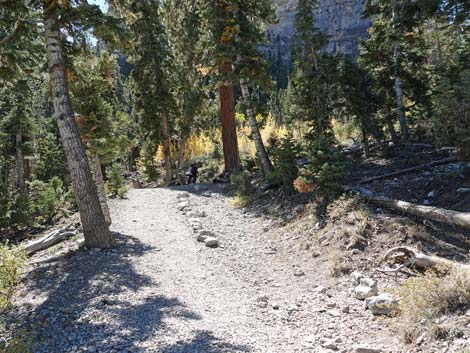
[28, 177, 70, 224]
[268, 135, 298, 192]
[105, 164, 128, 198]
[230, 170, 255, 207]
[0, 243, 26, 313]
[300, 137, 346, 198]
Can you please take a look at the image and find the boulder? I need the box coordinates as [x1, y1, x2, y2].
[204, 237, 219, 248]
[365, 293, 398, 315]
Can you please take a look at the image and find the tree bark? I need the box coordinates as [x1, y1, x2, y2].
[177, 136, 186, 184]
[386, 91, 400, 145]
[219, 61, 241, 173]
[239, 77, 273, 175]
[161, 114, 173, 182]
[43, 1, 114, 248]
[93, 154, 111, 226]
[15, 129, 27, 197]
[391, 0, 409, 142]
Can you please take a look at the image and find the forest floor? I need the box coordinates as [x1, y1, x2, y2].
[4, 146, 470, 353]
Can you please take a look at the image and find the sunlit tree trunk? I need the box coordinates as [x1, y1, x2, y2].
[43, 0, 114, 248]
[239, 77, 273, 175]
[219, 61, 240, 172]
[177, 136, 186, 184]
[161, 114, 172, 182]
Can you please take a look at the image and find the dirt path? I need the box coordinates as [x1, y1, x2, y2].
[12, 185, 403, 353]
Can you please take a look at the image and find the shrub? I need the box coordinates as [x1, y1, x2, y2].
[300, 137, 346, 198]
[394, 267, 470, 343]
[231, 170, 255, 207]
[0, 243, 26, 313]
[268, 135, 298, 192]
[28, 177, 69, 224]
[105, 164, 128, 198]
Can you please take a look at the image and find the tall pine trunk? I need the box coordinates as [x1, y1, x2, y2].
[161, 114, 172, 182]
[391, 0, 409, 142]
[239, 77, 273, 175]
[177, 136, 186, 185]
[93, 154, 111, 226]
[15, 129, 27, 197]
[43, 1, 114, 248]
[219, 61, 240, 172]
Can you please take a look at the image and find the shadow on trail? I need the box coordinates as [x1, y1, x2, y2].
[17, 232, 242, 353]
[161, 330, 250, 353]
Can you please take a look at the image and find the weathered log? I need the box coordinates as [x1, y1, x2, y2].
[355, 188, 470, 229]
[377, 246, 469, 272]
[23, 229, 77, 255]
[358, 157, 456, 184]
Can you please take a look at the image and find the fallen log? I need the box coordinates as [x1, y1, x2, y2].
[358, 156, 456, 184]
[376, 246, 469, 273]
[354, 187, 470, 229]
[23, 229, 78, 255]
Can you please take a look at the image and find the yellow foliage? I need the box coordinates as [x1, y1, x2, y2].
[153, 114, 289, 164]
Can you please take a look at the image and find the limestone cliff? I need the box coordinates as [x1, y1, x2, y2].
[266, 0, 371, 65]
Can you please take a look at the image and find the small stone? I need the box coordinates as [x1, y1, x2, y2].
[294, 270, 305, 277]
[423, 199, 431, 206]
[272, 303, 280, 310]
[365, 293, 399, 315]
[427, 191, 435, 198]
[354, 285, 378, 300]
[323, 337, 342, 350]
[197, 230, 215, 242]
[204, 237, 219, 248]
[187, 210, 207, 218]
[351, 271, 365, 285]
[457, 187, 470, 194]
[176, 193, 190, 199]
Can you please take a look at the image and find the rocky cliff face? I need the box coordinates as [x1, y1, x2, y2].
[265, 0, 371, 65]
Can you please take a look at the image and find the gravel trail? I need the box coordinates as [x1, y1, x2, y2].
[14, 185, 402, 353]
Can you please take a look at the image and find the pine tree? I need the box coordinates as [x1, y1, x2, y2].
[41, 0, 116, 248]
[130, 0, 175, 182]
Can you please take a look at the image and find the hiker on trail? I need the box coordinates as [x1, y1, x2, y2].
[188, 164, 198, 184]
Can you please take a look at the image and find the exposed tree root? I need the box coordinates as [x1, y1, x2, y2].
[376, 246, 470, 273]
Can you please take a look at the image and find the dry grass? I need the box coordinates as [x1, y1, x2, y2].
[394, 266, 470, 343]
[328, 250, 351, 277]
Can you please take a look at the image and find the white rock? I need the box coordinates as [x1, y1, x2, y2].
[354, 285, 378, 300]
[351, 271, 365, 285]
[360, 277, 377, 288]
[197, 230, 215, 242]
[428, 191, 435, 198]
[187, 210, 207, 218]
[176, 193, 190, 199]
[354, 346, 383, 353]
[177, 200, 190, 211]
[457, 187, 470, 193]
[423, 199, 431, 205]
[204, 237, 219, 248]
[365, 293, 399, 315]
[314, 285, 327, 294]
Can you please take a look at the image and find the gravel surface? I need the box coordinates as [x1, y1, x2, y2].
[11, 185, 404, 353]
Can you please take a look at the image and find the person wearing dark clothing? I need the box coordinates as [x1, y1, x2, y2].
[188, 164, 198, 184]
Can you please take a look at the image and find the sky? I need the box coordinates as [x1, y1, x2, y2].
[89, 0, 107, 12]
